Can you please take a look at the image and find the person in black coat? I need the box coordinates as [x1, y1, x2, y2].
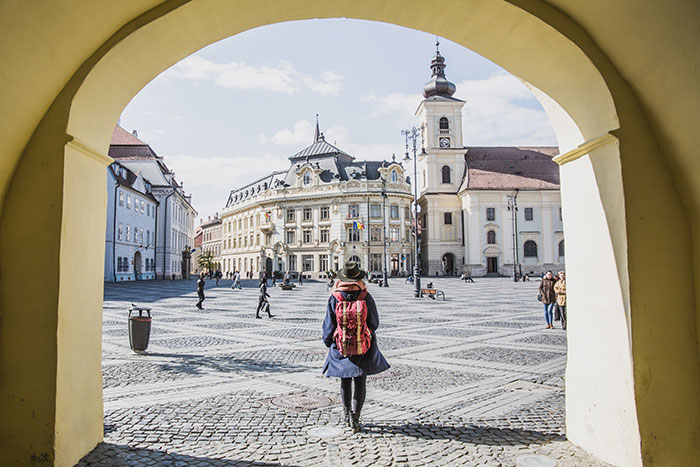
[196, 273, 205, 309]
[256, 279, 273, 319]
[322, 261, 389, 432]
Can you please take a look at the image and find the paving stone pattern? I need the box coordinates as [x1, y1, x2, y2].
[80, 278, 609, 466]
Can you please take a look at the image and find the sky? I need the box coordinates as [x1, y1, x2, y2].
[119, 19, 557, 221]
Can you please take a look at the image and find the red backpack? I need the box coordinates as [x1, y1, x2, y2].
[333, 290, 372, 357]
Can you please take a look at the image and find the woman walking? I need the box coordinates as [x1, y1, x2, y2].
[539, 270, 557, 329]
[322, 261, 389, 432]
[554, 271, 567, 330]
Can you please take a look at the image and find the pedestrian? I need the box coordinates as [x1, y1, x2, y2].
[196, 273, 206, 310]
[539, 270, 557, 329]
[256, 278, 274, 319]
[554, 271, 567, 330]
[271, 274, 277, 287]
[215, 269, 222, 286]
[298, 273, 303, 286]
[232, 270, 242, 289]
[322, 261, 390, 433]
[284, 271, 290, 286]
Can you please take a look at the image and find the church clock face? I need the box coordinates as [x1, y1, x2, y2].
[439, 137, 450, 148]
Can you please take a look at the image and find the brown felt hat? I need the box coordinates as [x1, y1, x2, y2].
[336, 261, 366, 282]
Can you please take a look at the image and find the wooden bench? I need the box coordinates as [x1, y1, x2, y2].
[281, 284, 296, 291]
[421, 288, 446, 300]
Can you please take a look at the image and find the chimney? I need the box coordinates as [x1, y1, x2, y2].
[132, 129, 138, 137]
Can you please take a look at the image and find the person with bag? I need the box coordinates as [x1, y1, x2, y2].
[322, 261, 389, 433]
[196, 273, 206, 310]
[539, 270, 557, 329]
[554, 271, 567, 330]
[256, 278, 274, 319]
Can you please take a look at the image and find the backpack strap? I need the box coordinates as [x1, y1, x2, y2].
[332, 291, 345, 302]
[356, 290, 368, 300]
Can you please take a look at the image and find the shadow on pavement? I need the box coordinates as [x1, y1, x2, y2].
[363, 421, 565, 445]
[143, 352, 310, 375]
[77, 442, 283, 466]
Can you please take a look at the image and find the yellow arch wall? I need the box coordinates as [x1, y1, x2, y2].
[0, 1, 698, 465]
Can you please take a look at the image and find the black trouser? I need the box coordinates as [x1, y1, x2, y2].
[340, 375, 367, 413]
[559, 305, 567, 329]
[256, 296, 270, 316]
[196, 291, 204, 308]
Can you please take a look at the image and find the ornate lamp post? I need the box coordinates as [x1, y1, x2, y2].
[402, 126, 422, 298]
[507, 190, 520, 281]
[381, 176, 389, 287]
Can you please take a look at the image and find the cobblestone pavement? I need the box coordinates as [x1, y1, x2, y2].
[79, 278, 610, 466]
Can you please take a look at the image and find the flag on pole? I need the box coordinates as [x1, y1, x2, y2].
[353, 221, 365, 230]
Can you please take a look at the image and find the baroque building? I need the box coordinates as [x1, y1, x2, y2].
[416, 44, 563, 276]
[220, 124, 414, 279]
[200, 214, 223, 271]
[109, 125, 198, 279]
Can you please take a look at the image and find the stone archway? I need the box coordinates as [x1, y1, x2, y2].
[133, 251, 142, 280]
[1, 2, 699, 466]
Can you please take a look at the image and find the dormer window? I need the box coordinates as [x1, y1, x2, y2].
[303, 171, 311, 186]
[391, 169, 398, 182]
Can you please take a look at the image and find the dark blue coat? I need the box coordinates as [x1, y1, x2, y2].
[322, 290, 390, 378]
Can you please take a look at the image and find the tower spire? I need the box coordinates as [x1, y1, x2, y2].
[423, 37, 456, 98]
[314, 114, 320, 142]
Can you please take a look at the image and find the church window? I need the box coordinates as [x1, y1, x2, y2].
[390, 205, 399, 218]
[524, 240, 538, 258]
[487, 230, 496, 244]
[559, 240, 565, 257]
[441, 165, 451, 184]
[439, 117, 449, 130]
[303, 171, 311, 186]
[524, 207, 534, 221]
[444, 212, 453, 225]
[391, 170, 398, 182]
[486, 207, 495, 221]
[303, 207, 313, 222]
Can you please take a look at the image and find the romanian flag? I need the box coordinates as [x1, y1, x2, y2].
[353, 221, 365, 230]
[264, 211, 271, 220]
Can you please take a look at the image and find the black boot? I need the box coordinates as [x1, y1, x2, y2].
[341, 407, 351, 427]
[350, 411, 362, 433]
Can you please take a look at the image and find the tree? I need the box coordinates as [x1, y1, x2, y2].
[198, 251, 215, 273]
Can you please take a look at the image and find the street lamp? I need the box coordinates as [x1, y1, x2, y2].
[381, 176, 389, 287]
[507, 190, 520, 282]
[402, 126, 422, 298]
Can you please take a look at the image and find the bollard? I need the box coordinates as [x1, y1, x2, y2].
[128, 304, 152, 353]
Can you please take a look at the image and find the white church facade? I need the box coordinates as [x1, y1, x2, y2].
[416, 44, 564, 277]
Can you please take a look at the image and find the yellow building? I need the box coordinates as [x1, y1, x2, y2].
[0, 2, 698, 466]
[220, 127, 414, 280]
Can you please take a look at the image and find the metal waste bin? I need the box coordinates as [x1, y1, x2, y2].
[128, 304, 152, 352]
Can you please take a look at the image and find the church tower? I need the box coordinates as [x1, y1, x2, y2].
[416, 40, 467, 275]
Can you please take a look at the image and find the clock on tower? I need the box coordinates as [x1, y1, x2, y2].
[439, 137, 450, 148]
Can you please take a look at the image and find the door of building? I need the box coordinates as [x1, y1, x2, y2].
[487, 257, 498, 274]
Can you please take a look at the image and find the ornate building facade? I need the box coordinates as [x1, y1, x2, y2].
[417, 44, 564, 277]
[220, 125, 414, 279]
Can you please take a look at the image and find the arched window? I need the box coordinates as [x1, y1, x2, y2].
[441, 165, 451, 184]
[303, 171, 311, 186]
[559, 240, 565, 257]
[487, 230, 496, 244]
[391, 169, 398, 182]
[439, 117, 449, 130]
[524, 240, 538, 258]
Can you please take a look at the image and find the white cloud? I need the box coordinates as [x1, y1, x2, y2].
[454, 72, 556, 146]
[365, 92, 422, 118]
[163, 152, 289, 220]
[271, 120, 315, 145]
[163, 56, 343, 95]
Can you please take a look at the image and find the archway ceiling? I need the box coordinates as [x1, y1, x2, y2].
[0, 0, 698, 215]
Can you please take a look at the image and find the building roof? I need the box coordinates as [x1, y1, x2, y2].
[460, 147, 560, 191]
[108, 162, 158, 202]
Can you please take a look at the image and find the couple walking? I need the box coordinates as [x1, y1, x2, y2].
[539, 270, 567, 329]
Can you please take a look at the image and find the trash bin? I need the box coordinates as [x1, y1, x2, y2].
[128, 305, 152, 352]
